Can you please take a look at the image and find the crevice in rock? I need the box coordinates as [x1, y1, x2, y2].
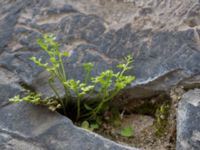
[93, 89, 175, 150]
[18, 81, 37, 93]
[105, 80, 200, 150]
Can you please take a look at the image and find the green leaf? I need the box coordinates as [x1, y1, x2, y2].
[83, 63, 93, 71]
[9, 95, 21, 103]
[90, 123, 99, 130]
[117, 64, 125, 68]
[50, 57, 57, 64]
[81, 85, 94, 93]
[120, 126, 134, 137]
[62, 51, 69, 57]
[30, 56, 36, 62]
[81, 121, 90, 129]
[9, 93, 42, 105]
[84, 103, 93, 110]
[37, 39, 48, 51]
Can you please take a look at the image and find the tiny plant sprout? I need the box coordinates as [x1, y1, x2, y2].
[120, 126, 134, 137]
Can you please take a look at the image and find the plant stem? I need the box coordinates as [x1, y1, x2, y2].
[48, 78, 66, 115]
[76, 97, 81, 121]
[59, 54, 67, 80]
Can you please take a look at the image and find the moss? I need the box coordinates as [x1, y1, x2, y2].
[154, 103, 170, 136]
[124, 94, 171, 137]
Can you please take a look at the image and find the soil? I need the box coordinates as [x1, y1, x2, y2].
[93, 87, 184, 150]
[95, 113, 176, 150]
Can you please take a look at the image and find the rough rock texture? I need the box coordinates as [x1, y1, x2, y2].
[0, 0, 200, 149]
[0, 103, 138, 150]
[0, 0, 199, 99]
[177, 89, 200, 150]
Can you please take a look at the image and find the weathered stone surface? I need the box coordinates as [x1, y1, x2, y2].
[0, 103, 137, 150]
[0, 84, 22, 108]
[0, 0, 199, 100]
[177, 89, 200, 150]
[0, 0, 200, 149]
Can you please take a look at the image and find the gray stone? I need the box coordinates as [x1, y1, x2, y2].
[0, 84, 22, 108]
[0, 103, 138, 150]
[177, 89, 200, 150]
[0, 0, 200, 149]
[0, 0, 200, 100]
[0, 0, 199, 100]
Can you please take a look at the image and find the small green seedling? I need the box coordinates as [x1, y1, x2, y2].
[120, 126, 134, 137]
[81, 121, 99, 131]
[9, 34, 135, 125]
[9, 92, 42, 104]
[9, 91, 61, 111]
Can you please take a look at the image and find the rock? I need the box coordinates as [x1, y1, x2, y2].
[0, 0, 200, 99]
[0, 103, 138, 150]
[179, 74, 200, 90]
[0, 0, 199, 100]
[0, 0, 200, 149]
[0, 84, 22, 108]
[177, 89, 200, 150]
[0, 68, 23, 107]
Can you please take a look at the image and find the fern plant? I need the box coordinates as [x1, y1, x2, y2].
[30, 34, 70, 114]
[83, 55, 135, 120]
[9, 34, 135, 123]
[9, 92, 61, 111]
